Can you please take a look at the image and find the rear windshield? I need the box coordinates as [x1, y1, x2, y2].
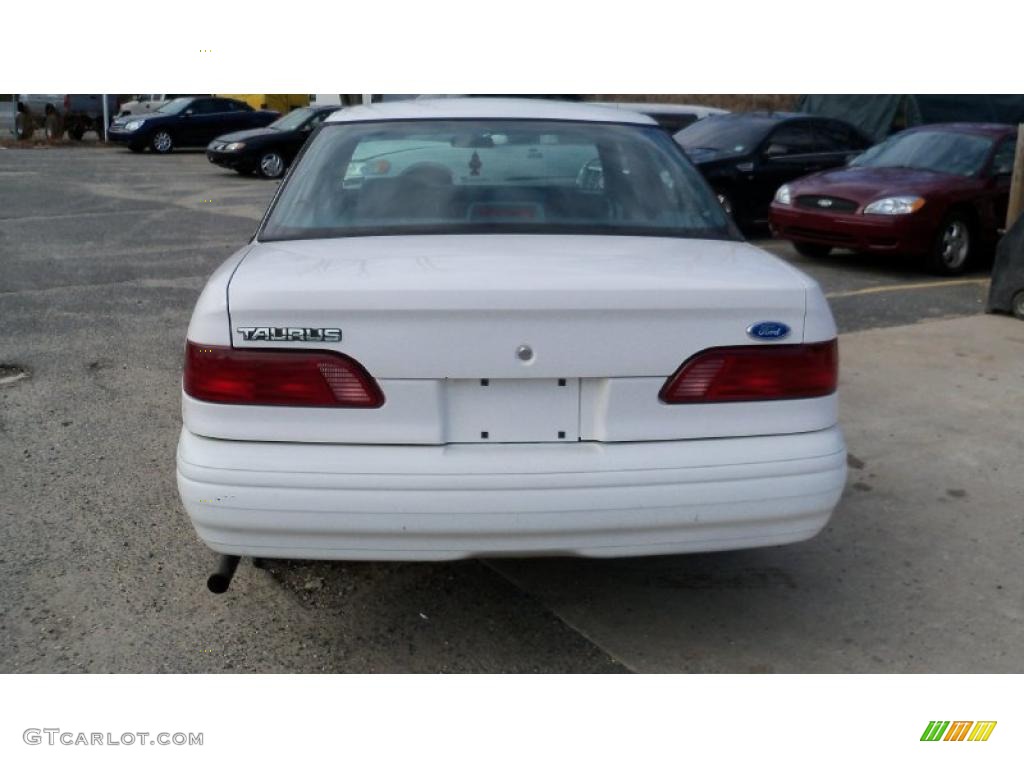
[259, 119, 734, 241]
[851, 130, 995, 176]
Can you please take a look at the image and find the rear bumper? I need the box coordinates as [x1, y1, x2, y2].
[770, 203, 933, 254]
[176, 427, 847, 560]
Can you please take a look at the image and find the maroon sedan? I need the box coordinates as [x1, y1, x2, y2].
[770, 124, 1017, 275]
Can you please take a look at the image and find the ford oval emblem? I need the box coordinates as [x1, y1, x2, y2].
[747, 321, 791, 341]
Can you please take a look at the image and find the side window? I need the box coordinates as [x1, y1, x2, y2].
[816, 121, 868, 152]
[991, 138, 1017, 176]
[228, 100, 252, 112]
[189, 99, 217, 115]
[208, 99, 233, 113]
[763, 123, 820, 157]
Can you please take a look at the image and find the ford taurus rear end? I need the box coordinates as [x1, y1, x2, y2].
[176, 99, 846, 561]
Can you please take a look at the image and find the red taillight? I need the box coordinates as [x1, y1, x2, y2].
[659, 340, 838, 403]
[184, 342, 384, 408]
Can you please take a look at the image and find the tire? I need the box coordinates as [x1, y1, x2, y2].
[794, 242, 832, 258]
[150, 130, 174, 154]
[14, 112, 33, 140]
[69, 125, 85, 141]
[95, 121, 106, 142]
[258, 150, 286, 179]
[44, 112, 64, 141]
[926, 212, 973, 276]
[1012, 290, 1024, 321]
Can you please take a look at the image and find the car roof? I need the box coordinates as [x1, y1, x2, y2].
[324, 98, 658, 126]
[590, 101, 729, 117]
[683, 111, 820, 133]
[901, 122, 1017, 138]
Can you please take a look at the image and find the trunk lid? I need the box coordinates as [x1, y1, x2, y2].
[227, 235, 810, 379]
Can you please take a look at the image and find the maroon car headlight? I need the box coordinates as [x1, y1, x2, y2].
[863, 196, 925, 215]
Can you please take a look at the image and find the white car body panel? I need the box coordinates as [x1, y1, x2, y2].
[177, 99, 846, 561]
[323, 98, 657, 126]
[178, 426, 845, 560]
[226, 236, 818, 379]
[185, 235, 837, 446]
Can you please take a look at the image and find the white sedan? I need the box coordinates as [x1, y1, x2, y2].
[177, 98, 846, 565]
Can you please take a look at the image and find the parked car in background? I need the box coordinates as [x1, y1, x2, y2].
[107, 96, 278, 154]
[770, 123, 1018, 275]
[207, 105, 340, 178]
[591, 102, 728, 133]
[177, 99, 846, 568]
[118, 94, 208, 117]
[15, 94, 119, 140]
[675, 112, 872, 230]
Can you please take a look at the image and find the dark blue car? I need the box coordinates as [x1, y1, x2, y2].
[108, 96, 278, 154]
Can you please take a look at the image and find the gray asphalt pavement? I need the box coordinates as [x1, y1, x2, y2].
[755, 238, 992, 333]
[0, 145, 1019, 673]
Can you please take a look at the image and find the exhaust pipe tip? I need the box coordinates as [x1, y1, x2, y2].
[207, 573, 232, 593]
[207, 554, 241, 594]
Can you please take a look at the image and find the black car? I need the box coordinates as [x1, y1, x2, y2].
[206, 105, 340, 179]
[107, 96, 279, 154]
[675, 112, 872, 229]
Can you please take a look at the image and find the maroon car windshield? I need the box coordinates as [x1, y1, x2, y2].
[851, 130, 994, 177]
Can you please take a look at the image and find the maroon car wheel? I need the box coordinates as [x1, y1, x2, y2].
[927, 214, 973, 276]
